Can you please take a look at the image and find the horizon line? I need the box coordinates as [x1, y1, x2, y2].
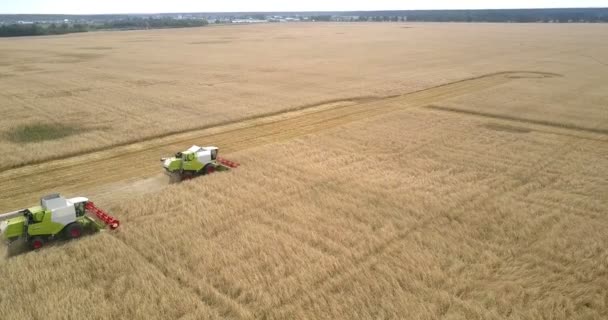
[1, 7, 607, 16]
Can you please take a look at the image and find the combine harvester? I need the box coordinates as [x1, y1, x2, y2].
[161, 145, 239, 182]
[0, 194, 119, 250]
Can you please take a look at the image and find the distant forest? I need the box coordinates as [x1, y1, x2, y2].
[350, 8, 608, 22]
[0, 8, 607, 37]
[0, 18, 209, 37]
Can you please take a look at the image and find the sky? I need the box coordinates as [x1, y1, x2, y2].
[1, 0, 607, 14]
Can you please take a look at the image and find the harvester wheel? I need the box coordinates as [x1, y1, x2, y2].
[203, 163, 216, 175]
[65, 223, 84, 239]
[29, 236, 44, 250]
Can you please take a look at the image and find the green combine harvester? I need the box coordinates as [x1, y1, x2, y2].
[161, 145, 239, 182]
[0, 194, 119, 250]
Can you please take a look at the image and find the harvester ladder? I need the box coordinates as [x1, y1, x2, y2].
[84, 202, 120, 230]
[22, 215, 30, 242]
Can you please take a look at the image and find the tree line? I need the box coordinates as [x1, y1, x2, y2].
[101, 18, 208, 29]
[0, 18, 209, 37]
[0, 23, 88, 37]
[348, 8, 608, 23]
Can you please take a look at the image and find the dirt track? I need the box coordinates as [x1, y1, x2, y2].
[0, 71, 559, 211]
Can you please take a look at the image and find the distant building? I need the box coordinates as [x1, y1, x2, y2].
[334, 16, 359, 22]
[232, 19, 267, 24]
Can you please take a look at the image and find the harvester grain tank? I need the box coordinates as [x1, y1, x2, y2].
[161, 145, 239, 182]
[0, 194, 119, 249]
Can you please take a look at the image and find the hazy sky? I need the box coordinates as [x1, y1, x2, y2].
[2, 0, 607, 14]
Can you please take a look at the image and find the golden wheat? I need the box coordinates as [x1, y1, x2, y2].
[1, 23, 607, 168]
[0, 23, 607, 320]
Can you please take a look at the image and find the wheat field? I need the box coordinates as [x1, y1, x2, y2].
[0, 23, 607, 319]
[1, 23, 607, 168]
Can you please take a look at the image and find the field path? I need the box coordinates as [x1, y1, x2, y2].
[0, 71, 557, 211]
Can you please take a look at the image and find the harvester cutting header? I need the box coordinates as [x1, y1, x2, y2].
[161, 145, 239, 182]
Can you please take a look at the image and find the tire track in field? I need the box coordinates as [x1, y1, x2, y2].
[269, 117, 585, 318]
[427, 105, 608, 136]
[121, 115, 456, 314]
[105, 234, 252, 320]
[0, 71, 556, 211]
